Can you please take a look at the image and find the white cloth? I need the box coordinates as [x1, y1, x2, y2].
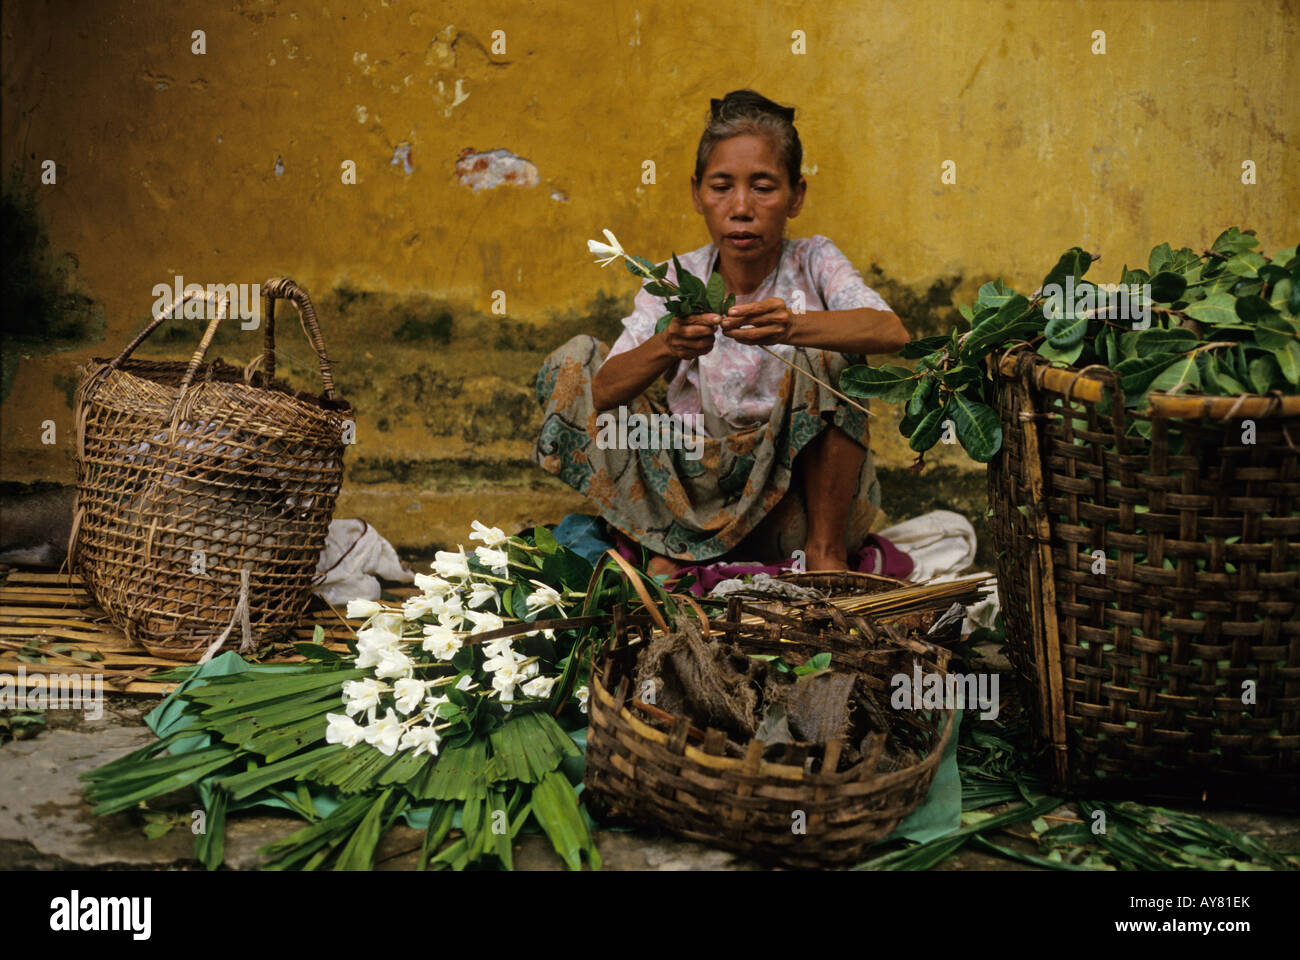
[879, 509, 980, 583]
[312, 518, 413, 606]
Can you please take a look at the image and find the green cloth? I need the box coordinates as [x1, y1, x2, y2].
[884, 709, 963, 844]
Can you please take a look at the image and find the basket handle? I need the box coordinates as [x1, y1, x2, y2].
[107, 286, 231, 372]
[106, 278, 338, 400]
[260, 277, 338, 400]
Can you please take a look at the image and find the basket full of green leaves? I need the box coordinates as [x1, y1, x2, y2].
[839, 228, 1299, 796]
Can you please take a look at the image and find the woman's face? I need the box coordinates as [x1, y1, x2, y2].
[691, 133, 805, 264]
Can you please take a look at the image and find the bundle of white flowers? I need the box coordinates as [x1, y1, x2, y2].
[325, 521, 589, 758]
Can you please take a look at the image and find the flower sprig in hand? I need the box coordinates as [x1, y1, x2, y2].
[587, 229, 872, 417]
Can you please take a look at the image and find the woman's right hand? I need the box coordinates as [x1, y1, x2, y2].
[663, 313, 721, 360]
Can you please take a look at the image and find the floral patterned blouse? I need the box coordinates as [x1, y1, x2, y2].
[602, 234, 893, 436]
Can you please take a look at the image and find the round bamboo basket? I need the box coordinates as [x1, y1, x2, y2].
[584, 604, 955, 869]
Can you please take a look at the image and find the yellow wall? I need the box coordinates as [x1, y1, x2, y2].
[2, 0, 1297, 541]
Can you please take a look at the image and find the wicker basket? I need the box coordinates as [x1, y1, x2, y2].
[68, 278, 353, 661]
[584, 604, 955, 869]
[989, 346, 1300, 795]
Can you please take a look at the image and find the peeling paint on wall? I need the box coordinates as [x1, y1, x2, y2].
[455, 148, 538, 191]
[391, 141, 414, 174]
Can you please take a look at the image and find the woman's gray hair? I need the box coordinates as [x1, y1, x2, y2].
[694, 89, 803, 190]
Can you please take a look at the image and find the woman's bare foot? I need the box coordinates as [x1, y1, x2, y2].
[647, 553, 686, 578]
[803, 547, 849, 572]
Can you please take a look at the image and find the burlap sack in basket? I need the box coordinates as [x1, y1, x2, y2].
[67, 278, 353, 661]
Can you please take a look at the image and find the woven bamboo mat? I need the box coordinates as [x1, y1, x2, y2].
[0, 567, 420, 696]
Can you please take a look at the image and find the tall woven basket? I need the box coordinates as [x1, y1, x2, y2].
[68, 278, 353, 661]
[988, 346, 1300, 797]
[584, 599, 955, 869]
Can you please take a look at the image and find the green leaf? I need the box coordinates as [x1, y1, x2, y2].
[1040, 247, 1092, 292]
[948, 393, 1002, 462]
[900, 335, 950, 359]
[793, 651, 833, 676]
[1135, 327, 1197, 356]
[1277, 340, 1300, 386]
[195, 789, 228, 870]
[705, 271, 726, 314]
[1211, 227, 1259, 255]
[908, 407, 946, 452]
[1269, 278, 1294, 316]
[1182, 293, 1238, 325]
[1253, 313, 1297, 350]
[1037, 339, 1084, 365]
[1149, 271, 1187, 303]
[1225, 251, 1267, 278]
[654, 313, 673, 335]
[906, 375, 934, 418]
[1149, 353, 1201, 396]
[1147, 242, 1173, 274]
[1248, 354, 1284, 394]
[1197, 353, 1246, 395]
[624, 255, 656, 279]
[1044, 309, 1088, 349]
[838, 364, 915, 403]
[1236, 294, 1281, 326]
[532, 525, 559, 555]
[1114, 354, 1179, 400]
[974, 279, 1015, 312]
[968, 294, 1035, 352]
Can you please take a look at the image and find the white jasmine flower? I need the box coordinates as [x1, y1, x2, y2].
[437, 593, 466, 630]
[371, 613, 405, 635]
[576, 684, 589, 715]
[494, 674, 517, 712]
[454, 674, 478, 692]
[414, 573, 455, 596]
[400, 724, 442, 757]
[345, 599, 384, 619]
[474, 546, 509, 577]
[362, 709, 403, 756]
[486, 655, 520, 686]
[402, 593, 442, 621]
[466, 581, 500, 610]
[464, 609, 504, 635]
[421, 625, 464, 661]
[342, 678, 385, 721]
[325, 712, 365, 748]
[524, 581, 565, 616]
[392, 678, 428, 715]
[420, 694, 451, 722]
[481, 635, 514, 659]
[518, 659, 540, 681]
[433, 548, 471, 580]
[521, 676, 556, 699]
[354, 624, 402, 670]
[468, 520, 510, 548]
[373, 647, 415, 680]
[587, 229, 625, 267]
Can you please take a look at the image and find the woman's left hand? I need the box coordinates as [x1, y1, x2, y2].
[719, 298, 795, 346]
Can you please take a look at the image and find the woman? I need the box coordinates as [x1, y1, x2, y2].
[534, 89, 908, 576]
